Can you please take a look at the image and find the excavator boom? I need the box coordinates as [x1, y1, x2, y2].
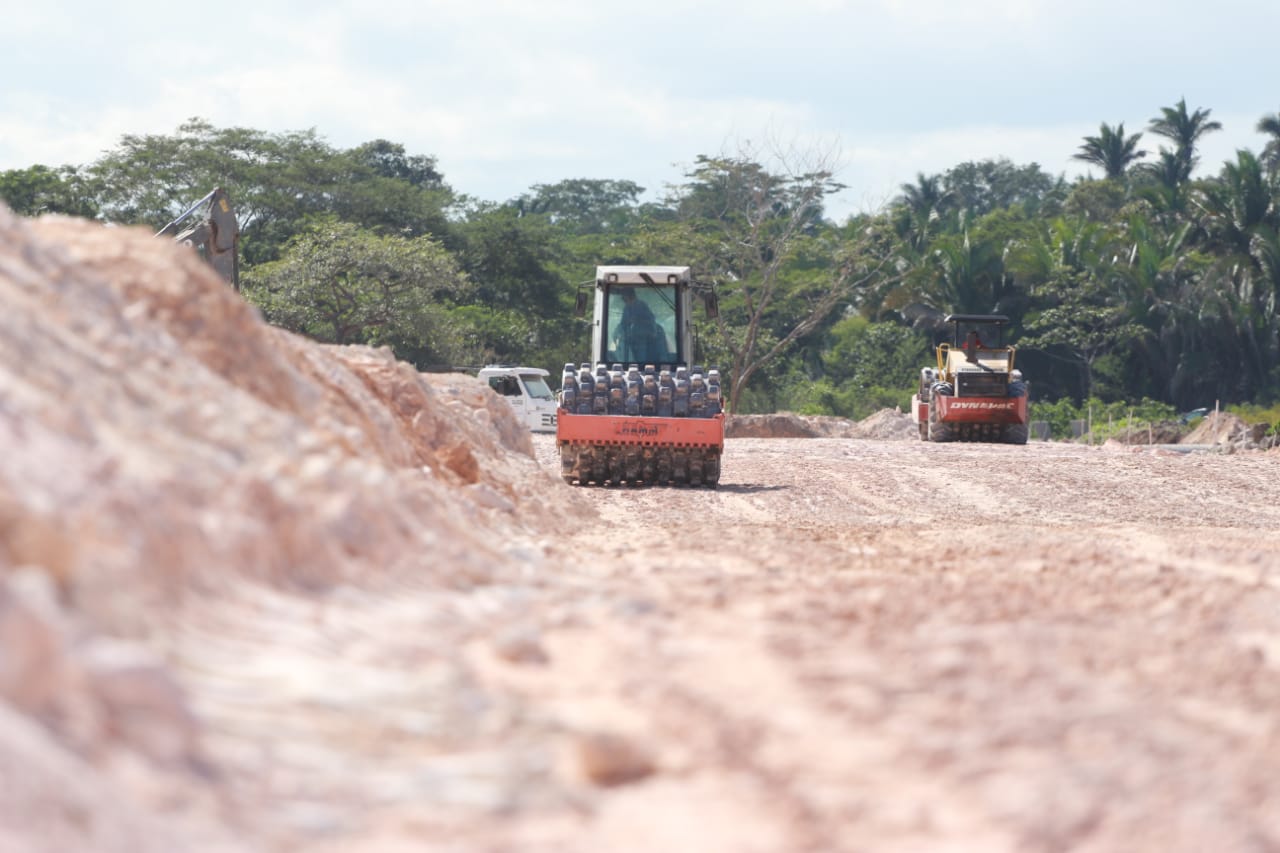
[156, 188, 240, 289]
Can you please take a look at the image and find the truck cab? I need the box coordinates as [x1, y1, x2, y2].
[478, 365, 558, 433]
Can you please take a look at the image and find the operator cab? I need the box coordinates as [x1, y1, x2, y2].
[589, 266, 694, 370]
[944, 313, 1011, 366]
[946, 313, 1009, 349]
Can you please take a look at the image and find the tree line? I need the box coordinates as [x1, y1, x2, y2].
[3, 103, 1280, 418]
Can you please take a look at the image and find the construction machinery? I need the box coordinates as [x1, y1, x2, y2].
[478, 365, 559, 433]
[556, 265, 724, 486]
[911, 314, 1029, 444]
[156, 188, 240, 289]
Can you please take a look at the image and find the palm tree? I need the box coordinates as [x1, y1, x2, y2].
[1074, 122, 1147, 180]
[1190, 151, 1280, 401]
[896, 170, 947, 219]
[1257, 109, 1280, 174]
[1108, 213, 1203, 399]
[1135, 149, 1191, 216]
[1198, 149, 1276, 257]
[893, 172, 949, 251]
[1148, 98, 1222, 182]
[1007, 217, 1138, 399]
[916, 228, 1009, 316]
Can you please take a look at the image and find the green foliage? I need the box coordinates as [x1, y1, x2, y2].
[912, 227, 1012, 316]
[737, 317, 924, 420]
[893, 172, 950, 250]
[329, 140, 453, 241]
[657, 147, 884, 412]
[447, 305, 534, 368]
[788, 378, 913, 420]
[0, 165, 100, 218]
[1227, 401, 1280, 434]
[452, 204, 565, 314]
[942, 158, 1063, 218]
[13, 103, 1280, 415]
[1029, 396, 1178, 440]
[513, 178, 645, 234]
[1073, 122, 1146, 180]
[1083, 398, 1181, 442]
[242, 219, 468, 368]
[1258, 110, 1280, 174]
[86, 118, 454, 265]
[1027, 397, 1081, 439]
[822, 316, 929, 386]
[1062, 179, 1129, 221]
[1147, 99, 1221, 182]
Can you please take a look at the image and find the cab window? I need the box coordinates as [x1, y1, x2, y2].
[520, 374, 554, 400]
[605, 285, 678, 365]
[488, 376, 520, 396]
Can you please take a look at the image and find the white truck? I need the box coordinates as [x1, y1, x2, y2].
[478, 365, 558, 433]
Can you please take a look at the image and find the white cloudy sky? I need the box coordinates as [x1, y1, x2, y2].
[4, 0, 1278, 220]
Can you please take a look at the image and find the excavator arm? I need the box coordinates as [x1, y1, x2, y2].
[156, 188, 240, 290]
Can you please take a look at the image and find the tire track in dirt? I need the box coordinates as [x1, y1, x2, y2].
[178, 435, 1280, 850]
[526, 434, 1280, 851]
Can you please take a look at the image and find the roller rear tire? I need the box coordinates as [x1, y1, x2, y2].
[928, 400, 954, 442]
[1002, 423, 1029, 445]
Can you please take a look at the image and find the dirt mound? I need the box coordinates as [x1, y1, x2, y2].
[1183, 411, 1245, 443]
[727, 412, 821, 438]
[0, 206, 583, 850]
[1181, 410, 1276, 449]
[727, 408, 916, 440]
[3, 208, 573, 604]
[844, 407, 920, 440]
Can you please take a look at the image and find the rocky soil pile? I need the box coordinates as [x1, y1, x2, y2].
[0, 205, 583, 850]
[1183, 410, 1278, 450]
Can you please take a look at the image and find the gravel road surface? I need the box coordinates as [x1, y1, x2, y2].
[510, 435, 1280, 852]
